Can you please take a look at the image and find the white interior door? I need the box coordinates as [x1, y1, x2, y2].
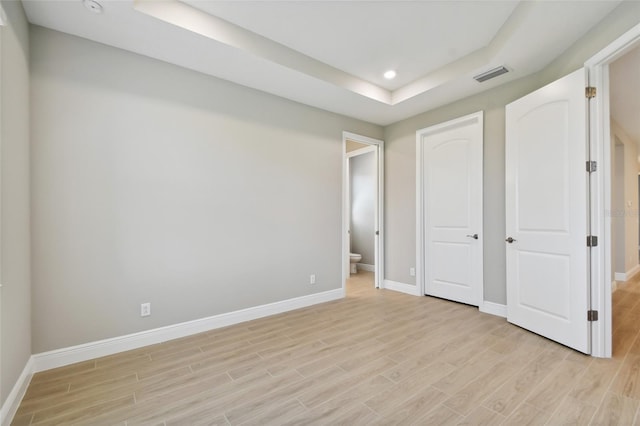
[506, 68, 590, 354]
[418, 112, 483, 306]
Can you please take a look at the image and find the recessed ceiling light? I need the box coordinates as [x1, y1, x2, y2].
[384, 70, 397, 80]
[83, 0, 103, 14]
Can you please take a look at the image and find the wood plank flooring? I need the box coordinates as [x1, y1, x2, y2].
[11, 271, 640, 425]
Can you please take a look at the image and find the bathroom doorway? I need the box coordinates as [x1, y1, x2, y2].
[342, 132, 384, 290]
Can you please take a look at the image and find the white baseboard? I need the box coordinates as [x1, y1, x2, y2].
[1, 357, 34, 426]
[615, 264, 640, 283]
[356, 263, 375, 272]
[382, 280, 421, 296]
[31, 288, 344, 373]
[2, 289, 343, 423]
[479, 301, 507, 318]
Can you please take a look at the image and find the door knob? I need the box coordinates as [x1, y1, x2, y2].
[505, 237, 516, 243]
[466, 234, 479, 240]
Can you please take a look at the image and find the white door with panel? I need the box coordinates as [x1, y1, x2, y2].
[418, 112, 483, 306]
[505, 68, 590, 354]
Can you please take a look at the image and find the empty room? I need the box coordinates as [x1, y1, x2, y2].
[2, 0, 640, 424]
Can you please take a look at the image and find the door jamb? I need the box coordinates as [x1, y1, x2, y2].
[342, 132, 385, 292]
[586, 22, 640, 358]
[415, 111, 484, 304]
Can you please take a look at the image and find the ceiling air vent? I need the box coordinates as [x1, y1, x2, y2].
[474, 66, 509, 83]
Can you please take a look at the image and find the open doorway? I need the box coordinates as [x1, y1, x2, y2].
[342, 132, 384, 291]
[347, 144, 376, 276]
[587, 22, 640, 357]
[601, 41, 640, 357]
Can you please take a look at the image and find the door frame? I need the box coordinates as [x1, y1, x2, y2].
[415, 111, 484, 304]
[342, 132, 385, 291]
[0, 11, 3, 419]
[587, 22, 640, 358]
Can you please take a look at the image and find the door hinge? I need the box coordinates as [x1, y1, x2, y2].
[587, 235, 598, 247]
[587, 310, 599, 321]
[586, 86, 597, 99]
[586, 161, 597, 173]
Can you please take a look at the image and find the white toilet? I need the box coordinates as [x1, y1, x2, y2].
[349, 253, 362, 274]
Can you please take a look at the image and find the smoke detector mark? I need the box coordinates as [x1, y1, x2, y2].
[83, 0, 104, 14]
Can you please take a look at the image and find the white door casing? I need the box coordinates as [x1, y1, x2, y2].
[506, 68, 590, 354]
[417, 111, 483, 306]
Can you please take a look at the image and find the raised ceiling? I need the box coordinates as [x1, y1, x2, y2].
[22, 0, 622, 125]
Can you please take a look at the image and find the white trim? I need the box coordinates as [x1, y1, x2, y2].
[356, 263, 375, 272]
[343, 138, 349, 284]
[416, 111, 484, 305]
[615, 265, 640, 282]
[342, 132, 385, 291]
[0, 12, 3, 426]
[382, 280, 421, 296]
[585, 22, 640, 68]
[343, 131, 385, 148]
[479, 301, 507, 318]
[614, 272, 627, 282]
[0, 288, 343, 422]
[587, 22, 640, 358]
[613, 265, 640, 283]
[31, 288, 343, 373]
[0, 357, 34, 426]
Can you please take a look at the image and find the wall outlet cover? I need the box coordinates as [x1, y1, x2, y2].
[141, 303, 151, 317]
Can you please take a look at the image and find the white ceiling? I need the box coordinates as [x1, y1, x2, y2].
[185, 1, 519, 91]
[22, 0, 622, 126]
[610, 44, 640, 150]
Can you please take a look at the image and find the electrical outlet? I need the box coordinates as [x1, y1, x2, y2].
[410, 267, 416, 277]
[141, 302, 151, 317]
[310, 274, 316, 285]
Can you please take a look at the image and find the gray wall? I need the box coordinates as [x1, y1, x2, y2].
[383, 0, 640, 304]
[611, 120, 639, 276]
[1, 0, 31, 407]
[30, 27, 382, 353]
[613, 141, 625, 274]
[3, 0, 639, 382]
[350, 151, 375, 265]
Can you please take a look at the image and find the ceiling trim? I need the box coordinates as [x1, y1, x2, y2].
[22, 0, 622, 125]
[133, 0, 391, 104]
[134, 0, 531, 107]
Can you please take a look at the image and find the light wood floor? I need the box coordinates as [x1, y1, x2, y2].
[11, 271, 640, 425]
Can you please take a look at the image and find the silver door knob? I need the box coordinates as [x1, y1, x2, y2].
[505, 237, 516, 243]
[466, 234, 478, 240]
